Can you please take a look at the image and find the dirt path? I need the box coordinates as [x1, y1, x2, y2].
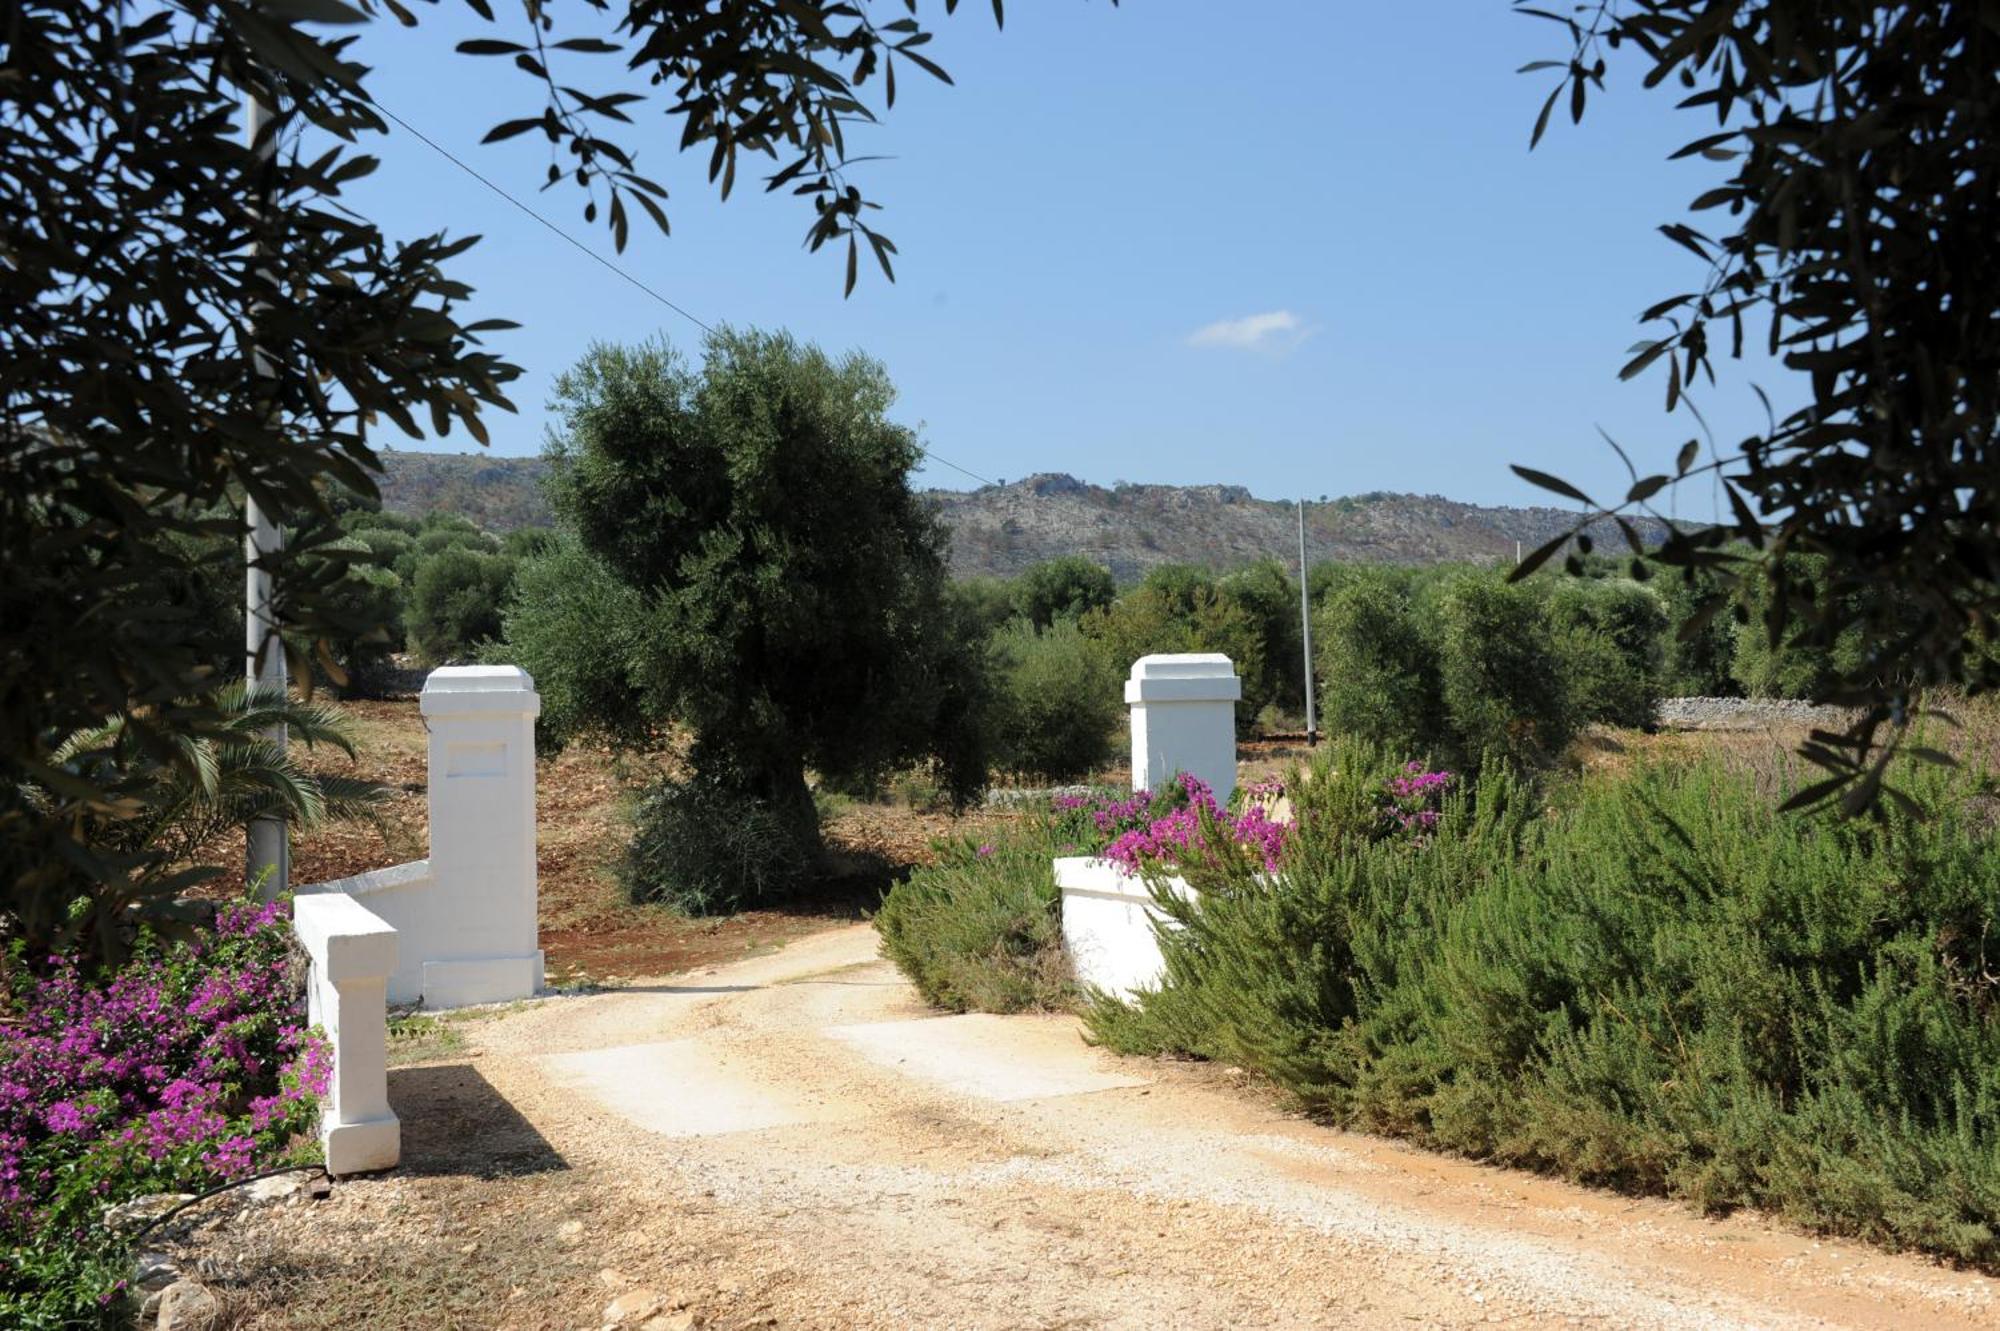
[271, 924, 1983, 1331]
[185, 921, 2000, 1329]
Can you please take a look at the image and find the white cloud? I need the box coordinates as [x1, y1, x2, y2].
[1185, 309, 1312, 352]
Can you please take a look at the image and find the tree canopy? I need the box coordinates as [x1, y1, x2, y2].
[2, 0, 1024, 949]
[524, 330, 986, 839]
[1512, 1, 2000, 813]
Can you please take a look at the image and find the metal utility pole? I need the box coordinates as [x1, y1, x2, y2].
[1297, 498, 1317, 745]
[244, 91, 288, 900]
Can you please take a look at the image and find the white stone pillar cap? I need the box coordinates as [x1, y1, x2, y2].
[1124, 653, 1243, 704]
[420, 665, 542, 718]
[294, 894, 397, 983]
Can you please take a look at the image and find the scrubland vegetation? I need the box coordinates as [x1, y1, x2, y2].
[882, 726, 2000, 1270]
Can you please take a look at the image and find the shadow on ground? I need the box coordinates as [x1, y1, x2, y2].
[390, 1063, 567, 1178]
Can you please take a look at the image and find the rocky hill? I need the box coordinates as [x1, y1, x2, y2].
[377, 452, 1668, 582]
[377, 450, 554, 532]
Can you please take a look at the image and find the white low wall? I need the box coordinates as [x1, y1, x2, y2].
[1055, 856, 1192, 1001]
[298, 665, 544, 1009]
[295, 893, 400, 1176]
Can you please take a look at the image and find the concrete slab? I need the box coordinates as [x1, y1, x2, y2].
[822, 1013, 1148, 1103]
[539, 1037, 866, 1139]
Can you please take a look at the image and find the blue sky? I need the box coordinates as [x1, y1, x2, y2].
[335, 1, 1796, 514]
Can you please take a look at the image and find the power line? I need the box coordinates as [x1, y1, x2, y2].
[370, 99, 1000, 490]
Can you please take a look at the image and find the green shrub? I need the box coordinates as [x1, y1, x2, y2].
[948, 576, 1019, 639]
[501, 526, 558, 559]
[501, 539, 650, 749]
[1435, 570, 1575, 768]
[1088, 743, 2000, 1269]
[322, 560, 405, 696]
[1547, 578, 1666, 727]
[988, 620, 1121, 781]
[1012, 556, 1116, 630]
[1315, 571, 1448, 757]
[620, 774, 817, 914]
[1218, 559, 1305, 728]
[1653, 561, 1744, 697]
[393, 515, 498, 586]
[875, 832, 1072, 1013]
[1731, 552, 1880, 700]
[1082, 573, 1266, 736]
[407, 545, 518, 664]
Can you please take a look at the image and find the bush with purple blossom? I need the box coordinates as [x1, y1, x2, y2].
[1380, 761, 1454, 838]
[0, 898, 328, 1327]
[1099, 773, 1291, 877]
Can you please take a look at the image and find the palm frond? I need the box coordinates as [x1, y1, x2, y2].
[227, 682, 362, 759]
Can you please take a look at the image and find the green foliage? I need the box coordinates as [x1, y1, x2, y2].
[1218, 560, 1306, 727]
[1, 0, 523, 955]
[318, 555, 405, 697]
[1082, 570, 1266, 736]
[1730, 553, 1916, 702]
[947, 576, 1020, 640]
[501, 526, 558, 560]
[536, 329, 987, 873]
[1654, 562, 1743, 697]
[19, 686, 385, 959]
[620, 774, 817, 914]
[1091, 742, 2000, 1268]
[444, 1, 1011, 289]
[501, 538, 650, 751]
[1546, 578, 1666, 727]
[875, 830, 1074, 1013]
[987, 621, 1121, 781]
[1012, 556, 1116, 630]
[1435, 571, 1576, 769]
[3, 0, 1027, 952]
[1314, 566, 1575, 771]
[406, 546, 518, 665]
[1315, 570, 1449, 758]
[1138, 563, 1216, 615]
[1514, 1, 2000, 808]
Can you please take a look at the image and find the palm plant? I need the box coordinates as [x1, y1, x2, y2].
[20, 684, 387, 962]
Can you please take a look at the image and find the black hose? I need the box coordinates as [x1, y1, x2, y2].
[122, 1163, 327, 1247]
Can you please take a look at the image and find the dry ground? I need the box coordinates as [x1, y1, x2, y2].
[151, 699, 2000, 1328]
[226, 696, 1020, 981]
[152, 926, 2000, 1331]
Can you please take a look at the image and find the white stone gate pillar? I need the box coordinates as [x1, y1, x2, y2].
[1125, 653, 1241, 806]
[416, 665, 544, 1008]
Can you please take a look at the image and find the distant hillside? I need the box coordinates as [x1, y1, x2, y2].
[377, 451, 553, 532]
[376, 452, 1669, 581]
[931, 474, 1675, 582]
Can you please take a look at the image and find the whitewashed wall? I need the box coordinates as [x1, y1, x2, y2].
[295, 893, 399, 1175]
[298, 665, 544, 1008]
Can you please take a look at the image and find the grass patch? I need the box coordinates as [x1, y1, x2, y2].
[387, 1013, 467, 1067]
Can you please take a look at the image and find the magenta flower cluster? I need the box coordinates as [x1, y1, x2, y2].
[0, 900, 330, 1258]
[1052, 788, 1160, 840]
[1101, 773, 1290, 875]
[1382, 760, 1454, 835]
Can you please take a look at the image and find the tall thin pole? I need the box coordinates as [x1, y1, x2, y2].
[244, 92, 288, 900]
[1297, 498, 1317, 745]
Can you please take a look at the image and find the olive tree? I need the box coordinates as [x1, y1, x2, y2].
[1512, 2, 2000, 811]
[533, 330, 986, 900]
[3, 0, 1059, 951]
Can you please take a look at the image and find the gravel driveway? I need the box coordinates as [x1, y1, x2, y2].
[407, 924, 2000, 1331]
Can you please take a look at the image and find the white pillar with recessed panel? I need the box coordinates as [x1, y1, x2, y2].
[1125, 653, 1241, 804]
